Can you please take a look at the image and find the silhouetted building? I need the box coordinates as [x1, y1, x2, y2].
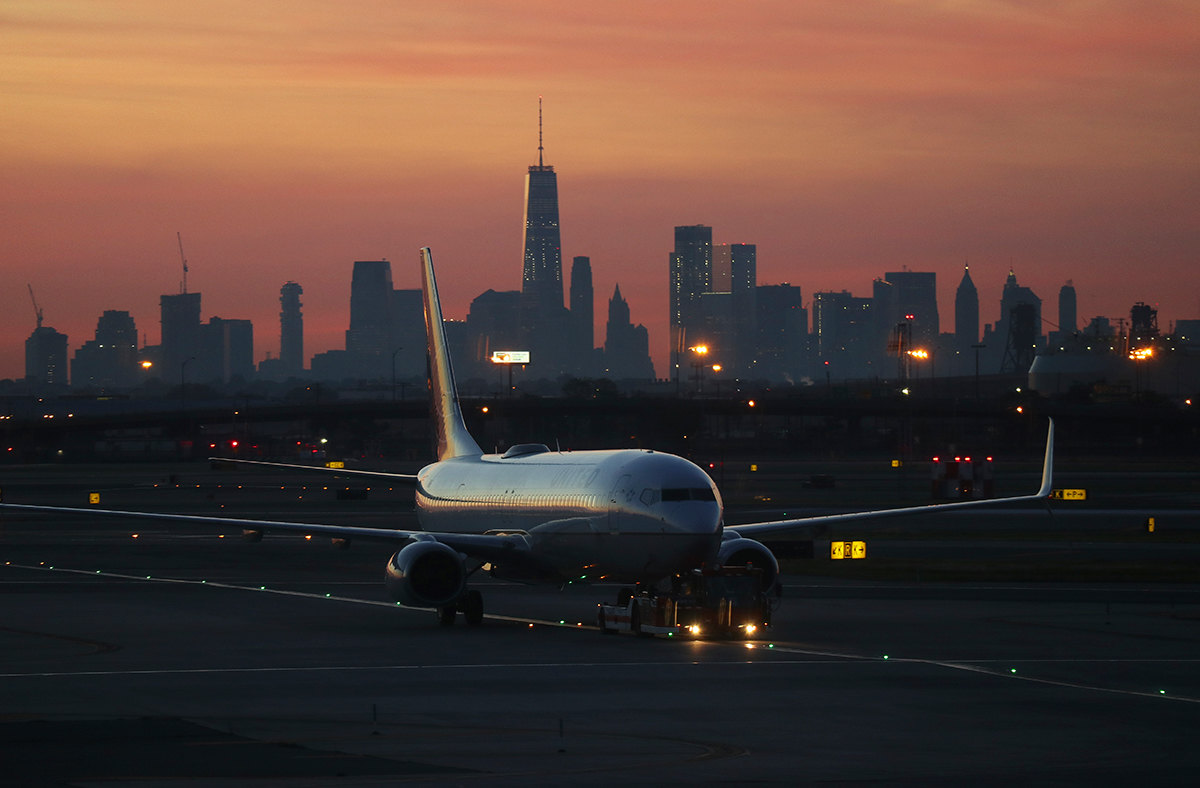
[813, 291, 875, 379]
[875, 271, 939, 362]
[466, 289, 523, 379]
[198, 317, 254, 384]
[72, 310, 139, 389]
[953, 265, 979, 373]
[519, 101, 570, 375]
[602, 285, 655, 381]
[390, 288, 426, 383]
[346, 260, 393, 366]
[569, 256, 594, 375]
[754, 283, 806, 382]
[669, 224, 713, 380]
[1059, 281, 1077, 334]
[996, 270, 1043, 373]
[160, 291, 201, 385]
[26, 326, 69, 389]
[280, 281, 304, 374]
[719, 243, 757, 376]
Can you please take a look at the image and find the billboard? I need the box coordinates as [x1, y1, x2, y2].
[490, 351, 530, 364]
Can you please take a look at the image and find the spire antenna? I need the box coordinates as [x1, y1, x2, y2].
[538, 95, 544, 168]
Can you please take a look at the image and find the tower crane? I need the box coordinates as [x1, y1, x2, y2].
[177, 231, 189, 294]
[27, 284, 43, 329]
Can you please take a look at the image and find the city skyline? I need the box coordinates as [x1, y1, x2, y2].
[4, 2, 1198, 381]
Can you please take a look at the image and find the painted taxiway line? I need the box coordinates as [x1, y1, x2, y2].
[6, 560, 1198, 704]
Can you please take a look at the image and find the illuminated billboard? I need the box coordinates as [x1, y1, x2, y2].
[491, 351, 530, 364]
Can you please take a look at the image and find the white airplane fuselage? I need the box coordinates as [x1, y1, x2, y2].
[415, 445, 723, 583]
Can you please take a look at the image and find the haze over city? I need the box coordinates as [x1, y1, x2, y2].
[3, 1, 1197, 381]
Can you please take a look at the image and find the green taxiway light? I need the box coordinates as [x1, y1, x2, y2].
[1010, 668, 1017, 674]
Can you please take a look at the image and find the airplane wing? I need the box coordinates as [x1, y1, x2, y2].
[208, 457, 418, 482]
[0, 502, 526, 565]
[726, 418, 1055, 539]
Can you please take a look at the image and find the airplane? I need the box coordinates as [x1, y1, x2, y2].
[1, 248, 1055, 627]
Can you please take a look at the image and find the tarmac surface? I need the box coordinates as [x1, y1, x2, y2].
[2, 463, 1199, 786]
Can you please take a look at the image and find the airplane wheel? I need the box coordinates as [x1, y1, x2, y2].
[463, 590, 484, 626]
[437, 605, 456, 626]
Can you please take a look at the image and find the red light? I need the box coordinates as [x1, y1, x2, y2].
[209, 443, 217, 449]
[986, 456, 993, 462]
[965, 456, 971, 462]
[231, 440, 238, 448]
[932, 456, 939, 462]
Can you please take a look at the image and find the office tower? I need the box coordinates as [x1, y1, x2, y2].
[390, 288, 425, 383]
[996, 270, 1042, 373]
[729, 243, 757, 376]
[521, 101, 563, 315]
[199, 317, 254, 383]
[160, 291, 202, 385]
[466, 289, 523, 378]
[1058, 281, 1077, 334]
[279, 282, 303, 374]
[25, 325, 69, 388]
[812, 290, 874, 379]
[955, 265, 979, 349]
[518, 100, 570, 375]
[569, 256, 594, 374]
[603, 285, 655, 381]
[755, 284, 806, 382]
[72, 310, 139, 389]
[346, 260, 393, 358]
[669, 224, 713, 380]
[879, 270, 939, 346]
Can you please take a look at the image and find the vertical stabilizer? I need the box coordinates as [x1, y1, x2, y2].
[421, 248, 483, 460]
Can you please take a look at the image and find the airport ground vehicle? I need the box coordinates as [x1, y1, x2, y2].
[596, 565, 775, 639]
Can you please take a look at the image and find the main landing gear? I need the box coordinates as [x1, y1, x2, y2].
[437, 589, 484, 627]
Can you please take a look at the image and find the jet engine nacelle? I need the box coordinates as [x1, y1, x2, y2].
[384, 540, 467, 608]
[716, 536, 780, 590]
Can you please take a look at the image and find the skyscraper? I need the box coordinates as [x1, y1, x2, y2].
[569, 256, 594, 374]
[72, 310, 138, 388]
[279, 282, 303, 374]
[669, 224, 713, 380]
[1058, 281, 1077, 334]
[996, 270, 1042, 373]
[519, 99, 570, 375]
[25, 325, 68, 389]
[955, 265, 979, 349]
[521, 100, 563, 315]
[346, 260, 393, 374]
[160, 291, 201, 385]
[728, 243, 757, 376]
[603, 285, 655, 381]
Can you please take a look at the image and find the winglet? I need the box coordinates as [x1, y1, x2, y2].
[420, 247, 482, 460]
[1035, 418, 1055, 498]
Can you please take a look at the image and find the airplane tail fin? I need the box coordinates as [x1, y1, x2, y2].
[1035, 417, 1055, 498]
[421, 247, 483, 460]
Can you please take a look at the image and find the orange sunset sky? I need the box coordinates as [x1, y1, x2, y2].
[3, 1, 1198, 381]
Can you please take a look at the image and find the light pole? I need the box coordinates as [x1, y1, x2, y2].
[688, 345, 709, 394]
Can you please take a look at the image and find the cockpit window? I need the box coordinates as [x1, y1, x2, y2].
[661, 487, 717, 502]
